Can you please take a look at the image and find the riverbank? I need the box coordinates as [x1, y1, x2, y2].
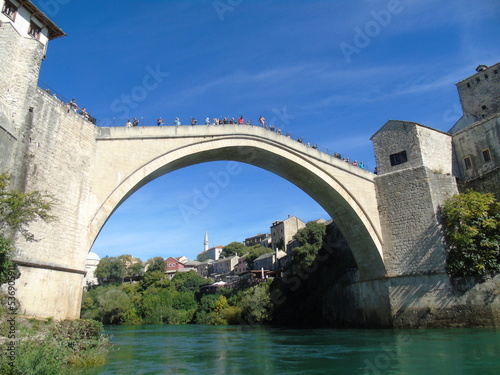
[0, 315, 110, 374]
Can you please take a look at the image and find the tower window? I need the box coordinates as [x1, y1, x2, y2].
[482, 149, 491, 163]
[484, 74, 489, 79]
[494, 69, 498, 75]
[476, 77, 480, 83]
[467, 82, 471, 88]
[389, 150, 408, 166]
[2, 1, 17, 20]
[28, 21, 41, 39]
[464, 156, 472, 170]
[482, 105, 488, 110]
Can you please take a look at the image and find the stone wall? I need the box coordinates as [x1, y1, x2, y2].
[3, 87, 98, 319]
[456, 62, 500, 118]
[375, 167, 457, 276]
[458, 168, 500, 198]
[452, 115, 500, 183]
[0, 22, 45, 128]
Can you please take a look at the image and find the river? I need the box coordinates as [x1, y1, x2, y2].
[81, 325, 499, 375]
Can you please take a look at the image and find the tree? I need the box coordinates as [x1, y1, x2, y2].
[221, 242, 245, 258]
[118, 254, 144, 278]
[146, 256, 165, 273]
[129, 260, 145, 277]
[171, 270, 210, 293]
[442, 190, 500, 280]
[0, 173, 54, 284]
[139, 270, 170, 291]
[95, 256, 126, 284]
[196, 252, 209, 262]
[291, 221, 327, 269]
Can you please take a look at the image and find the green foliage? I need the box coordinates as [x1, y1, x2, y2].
[291, 221, 327, 270]
[171, 270, 210, 293]
[0, 173, 54, 242]
[146, 256, 165, 273]
[196, 252, 209, 262]
[0, 319, 109, 374]
[94, 256, 126, 285]
[221, 241, 245, 258]
[81, 286, 132, 324]
[138, 288, 196, 325]
[239, 282, 272, 324]
[0, 173, 54, 285]
[294, 221, 326, 248]
[0, 235, 18, 285]
[129, 260, 145, 277]
[118, 254, 144, 277]
[138, 270, 170, 291]
[442, 190, 500, 279]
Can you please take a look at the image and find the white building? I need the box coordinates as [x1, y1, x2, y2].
[83, 251, 100, 288]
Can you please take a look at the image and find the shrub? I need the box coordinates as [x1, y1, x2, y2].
[442, 190, 500, 279]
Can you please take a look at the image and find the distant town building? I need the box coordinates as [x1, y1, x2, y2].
[195, 259, 214, 278]
[212, 255, 239, 278]
[198, 245, 224, 261]
[83, 251, 100, 288]
[244, 233, 271, 248]
[253, 250, 287, 272]
[236, 255, 249, 274]
[270, 215, 305, 251]
[165, 256, 185, 279]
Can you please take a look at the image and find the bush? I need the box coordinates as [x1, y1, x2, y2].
[0, 319, 109, 374]
[442, 190, 500, 280]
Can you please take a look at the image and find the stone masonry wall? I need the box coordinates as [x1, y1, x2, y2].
[456, 62, 500, 118]
[375, 166, 457, 276]
[7, 89, 98, 319]
[0, 22, 45, 128]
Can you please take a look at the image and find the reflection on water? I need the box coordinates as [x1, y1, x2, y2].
[80, 325, 500, 375]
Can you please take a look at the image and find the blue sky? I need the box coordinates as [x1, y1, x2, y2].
[35, 0, 500, 262]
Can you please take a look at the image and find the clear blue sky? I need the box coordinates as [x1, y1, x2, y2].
[35, 0, 500, 262]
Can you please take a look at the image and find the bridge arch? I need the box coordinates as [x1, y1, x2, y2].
[90, 127, 386, 280]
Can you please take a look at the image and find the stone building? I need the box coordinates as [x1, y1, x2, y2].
[448, 63, 500, 197]
[371, 120, 458, 276]
[244, 233, 271, 248]
[211, 255, 239, 279]
[270, 215, 305, 251]
[253, 250, 287, 272]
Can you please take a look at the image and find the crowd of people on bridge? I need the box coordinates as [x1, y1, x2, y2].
[122, 114, 376, 173]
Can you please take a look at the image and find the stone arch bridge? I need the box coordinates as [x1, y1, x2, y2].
[9, 119, 387, 320]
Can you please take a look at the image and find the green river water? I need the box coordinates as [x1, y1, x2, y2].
[82, 325, 499, 375]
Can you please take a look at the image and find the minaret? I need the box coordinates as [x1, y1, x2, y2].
[204, 231, 209, 252]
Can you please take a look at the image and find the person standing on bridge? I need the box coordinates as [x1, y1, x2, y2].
[157, 118, 164, 126]
[237, 116, 245, 124]
[132, 117, 139, 126]
[259, 115, 265, 127]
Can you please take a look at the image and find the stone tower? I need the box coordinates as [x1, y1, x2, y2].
[371, 120, 458, 277]
[204, 231, 209, 252]
[455, 63, 500, 120]
[0, 0, 64, 187]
